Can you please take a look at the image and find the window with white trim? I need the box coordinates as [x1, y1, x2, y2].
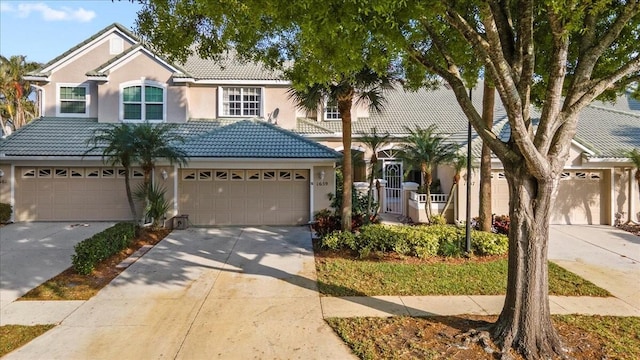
[121, 81, 166, 122]
[219, 87, 262, 117]
[324, 99, 341, 120]
[58, 85, 88, 116]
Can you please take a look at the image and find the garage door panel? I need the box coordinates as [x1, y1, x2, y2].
[179, 169, 309, 226]
[492, 170, 603, 225]
[14, 167, 141, 221]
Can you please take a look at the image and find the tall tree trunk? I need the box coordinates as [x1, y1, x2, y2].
[423, 165, 433, 223]
[441, 174, 459, 217]
[366, 154, 378, 220]
[479, 82, 495, 232]
[339, 96, 353, 231]
[492, 165, 564, 359]
[124, 168, 138, 221]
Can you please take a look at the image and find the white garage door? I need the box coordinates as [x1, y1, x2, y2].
[179, 169, 310, 226]
[14, 167, 143, 221]
[491, 170, 604, 225]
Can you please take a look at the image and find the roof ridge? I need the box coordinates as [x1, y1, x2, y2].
[253, 120, 341, 157]
[586, 104, 640, 118]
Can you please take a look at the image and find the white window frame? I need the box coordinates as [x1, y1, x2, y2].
[323, 99, 341, 121]
[56, 83, 90, 117]
[119, 79, 167, 123]
[218, 86, 264, 117]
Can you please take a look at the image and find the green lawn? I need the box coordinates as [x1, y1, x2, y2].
[0, 325, 54, 357]
[316, 258, 611, 297]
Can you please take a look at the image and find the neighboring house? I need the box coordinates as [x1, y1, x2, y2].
[0, 23, 339, 225]
[0, 23, 638, 226]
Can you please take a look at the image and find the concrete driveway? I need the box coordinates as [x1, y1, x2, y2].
[0, 222, 115, 308]
[549, 225, 640, 310]
[3, 226, 354, 360]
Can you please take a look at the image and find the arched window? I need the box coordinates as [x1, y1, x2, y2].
[120, 80, 166, 122]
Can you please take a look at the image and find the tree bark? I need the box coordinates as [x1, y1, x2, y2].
[124, 168, 138, 221]
[339, 95, 353, 231]
[492, 164, 565, 359]
[423, 165, 433, 223]
[479, 82, 495, 232]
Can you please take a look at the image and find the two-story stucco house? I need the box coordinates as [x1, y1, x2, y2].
[0, 23, 638, 226]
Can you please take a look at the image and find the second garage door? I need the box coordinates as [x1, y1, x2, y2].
[491, 170, 605, 225]
[179, 169, 310, 226]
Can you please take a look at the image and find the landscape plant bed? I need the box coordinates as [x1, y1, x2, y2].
[314, 240, 610, 297]
[19, 227, 170, 301]
[326, 314, 640, 360]
[0, 324, 55, 357]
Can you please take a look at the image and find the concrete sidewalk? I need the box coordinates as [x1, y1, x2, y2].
[1, 224, 638, 359]
[0, 222, 115, 309]
[2, 226, 355, 360]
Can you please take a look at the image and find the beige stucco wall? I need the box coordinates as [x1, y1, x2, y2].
[264, 86, 298, 130]
[42, 34, 135, 118]
[186, 86, 217, 119]
[97, 53, 187, 123]
[312, 165, 335, 214]
[0, 164, 10, 205]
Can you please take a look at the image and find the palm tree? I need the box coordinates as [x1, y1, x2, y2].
[85, 123, 140, 220]
[133, 122, 188, 195]
[399, 125, 459, 223]
[359, 127, 391, 220]
[0, 55, 40, 132]
[441, 152, 468, 218]
[627, 148, 640, 208]
[288, 68, 394, 231]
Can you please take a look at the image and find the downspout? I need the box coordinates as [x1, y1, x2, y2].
[10, 164, 15, 223]
[309, 166, 315, 224]
[630, 168, 638, 224]
[173, 165, 178, 216]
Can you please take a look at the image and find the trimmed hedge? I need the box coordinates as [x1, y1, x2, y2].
[0, 203, 11, 223]
[320, 224, 508, 258]
[72, 222, 138, 275]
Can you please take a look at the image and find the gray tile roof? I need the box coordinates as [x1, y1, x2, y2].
[0, 117, 339, 160]
[180, 50, 286, 81]
[297, 84, 639, 159]
[182, 120, 340, 158]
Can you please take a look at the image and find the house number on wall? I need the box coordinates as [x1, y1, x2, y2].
[316, 181, 329, 186]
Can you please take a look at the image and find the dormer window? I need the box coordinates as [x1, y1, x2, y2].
[57, 84, 89, 117]
[324, 100, 341, 120]
[120, 80, 166, 122]
[219, 87, 263, 117]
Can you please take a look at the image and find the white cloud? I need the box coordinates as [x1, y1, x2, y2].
[3, 2, 95, 22]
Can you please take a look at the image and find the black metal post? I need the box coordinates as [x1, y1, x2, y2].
[465, 88, 472, 254]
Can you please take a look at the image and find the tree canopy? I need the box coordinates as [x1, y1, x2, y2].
[135, 1, 640, 357]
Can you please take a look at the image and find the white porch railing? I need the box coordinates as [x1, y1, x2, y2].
[409, 192, 448, 204]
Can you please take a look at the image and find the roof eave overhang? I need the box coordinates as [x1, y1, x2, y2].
[583, 156, 633, 166]
[87, 76, 108, 82]
[172, 77, 195, 84]
[23, 75, 50, 83]
[186, 79, 290, 85]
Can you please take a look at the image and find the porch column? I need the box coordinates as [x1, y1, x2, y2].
[402, 182, 419, 217]
[377, 179, 387, 215]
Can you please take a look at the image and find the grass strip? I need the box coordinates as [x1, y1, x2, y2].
[0, 325, 55, 357]
[316, 258, 610, 297]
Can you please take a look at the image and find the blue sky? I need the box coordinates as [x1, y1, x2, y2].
[1, 1, 144, 64]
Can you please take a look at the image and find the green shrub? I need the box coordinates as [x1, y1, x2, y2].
[471, 230, 509, 255]
[0, 203, 11, 223]
[72, 222, 137, 275]
[430, 214, 447, 225]
[321, 230, 357, 251]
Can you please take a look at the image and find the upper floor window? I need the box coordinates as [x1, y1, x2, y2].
[57, 84, 89, 117]
[324, 100, 341, 120]
[219, 87, 262, 117]
[120, 80, 166, 122]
